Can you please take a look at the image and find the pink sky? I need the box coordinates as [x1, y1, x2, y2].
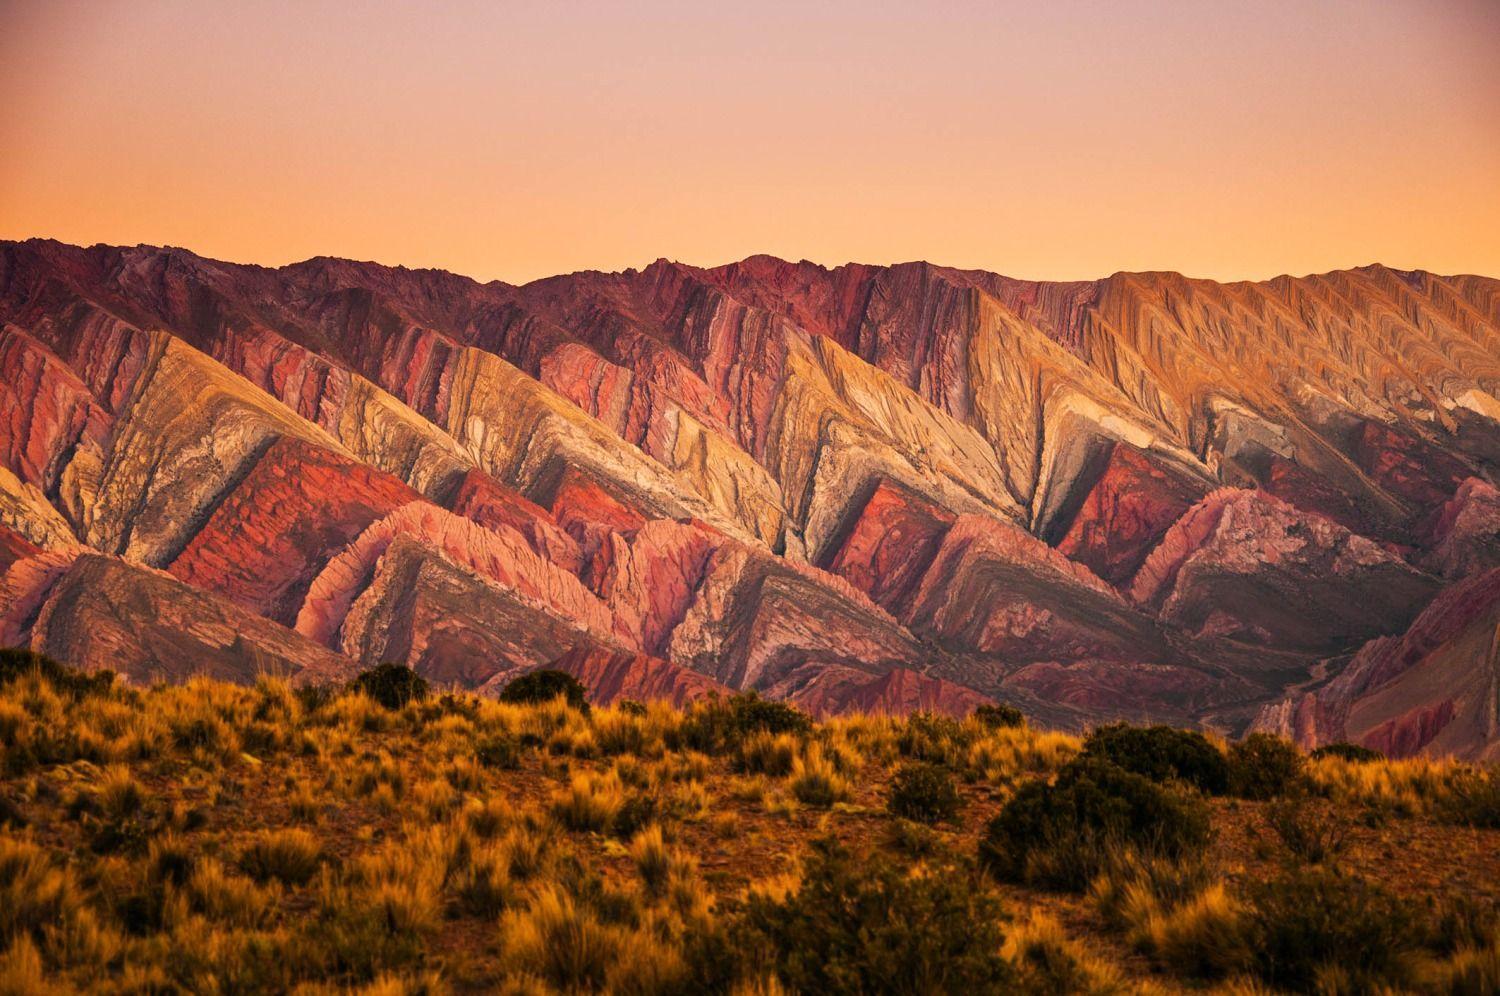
[2, 0, 1497, 283]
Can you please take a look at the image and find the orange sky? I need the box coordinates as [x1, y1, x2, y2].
[2, 0, 1498, 284]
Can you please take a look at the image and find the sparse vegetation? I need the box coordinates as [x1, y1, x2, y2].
[2, 650, 1497, 993]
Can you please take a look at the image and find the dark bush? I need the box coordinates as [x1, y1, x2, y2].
[1247, 867, 1416, 991]
[1310, 741, 1383, 763]
[741, 838, 1013, 993]
[1228, 733, 1303, 800]
[1081, 723, 1229, 794]
[498, 669, 590, 713]
[972, 703, 1025, 730]
[887, 763, 964, 825]
[349, 663, 429, 711]
[979, 758, 1211, 891]
[676, 692, 810, 753]
[0, 647, 115, 698]
[617, 699, 647, 716]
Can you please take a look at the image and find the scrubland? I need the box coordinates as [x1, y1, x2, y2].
[1, 652, 1498, 995]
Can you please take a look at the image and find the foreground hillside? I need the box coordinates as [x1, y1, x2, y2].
[3, 240, 1500, 757]
[3, 654, 1498, 994]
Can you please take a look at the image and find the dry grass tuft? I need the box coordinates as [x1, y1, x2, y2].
[788, 744, 850, 807]
[239, 828, 323, 885]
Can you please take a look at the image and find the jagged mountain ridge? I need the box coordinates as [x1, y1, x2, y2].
[2, 239, 1498, 756]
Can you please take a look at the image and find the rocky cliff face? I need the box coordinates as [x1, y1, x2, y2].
[2, 239, 1498, 748]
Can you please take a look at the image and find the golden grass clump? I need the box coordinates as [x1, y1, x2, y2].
[0, 935, 50, 996]
[1002, 912, 1134, 995]
[788, 744, 851, 807]
[1090, 849, 1258, 979]
[737, 730, 799, 776]
[628, 824, 673, 893]
[550, 769, 625, 832]
[238, 827, 324, 885]
[0, 835, 83, 948]
[499, 885, 623, 992]
[185, 858, 275, 928]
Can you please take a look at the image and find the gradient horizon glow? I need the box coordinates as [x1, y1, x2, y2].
[2, 0, 1498, 284]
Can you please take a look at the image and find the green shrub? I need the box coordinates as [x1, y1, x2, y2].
[1081, 723, 1229, 794]
[350, 663, 429, 711]
[0, 647, 115, 698]
[1247, 867, 1416, 991]
[972, 703, 1025, 730]
[886, 763, 963, 825]
[741, 839, 1013, 993]
[980, 758, 1211, 891]
[1228, 733, 1302, 800]
[676, 692, 809, 753]
[498, 669, 589, 713]
[1310, 741, 1382, 763]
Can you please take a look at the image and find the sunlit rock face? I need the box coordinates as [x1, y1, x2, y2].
[1, 238, 1498, 749]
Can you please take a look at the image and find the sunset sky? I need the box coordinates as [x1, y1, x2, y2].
[3, 0, 1497, 284]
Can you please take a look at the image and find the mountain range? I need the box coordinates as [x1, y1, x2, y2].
[1, 238, 1497, 757]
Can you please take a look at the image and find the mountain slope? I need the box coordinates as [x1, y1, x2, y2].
[2, 239, 1498, 753]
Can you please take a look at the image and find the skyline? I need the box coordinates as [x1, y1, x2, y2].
[4, 0, 1499, 284]
[9, 234, 1500, 290]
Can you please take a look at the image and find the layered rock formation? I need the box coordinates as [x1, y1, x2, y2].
[1, 239, 1498, 751]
